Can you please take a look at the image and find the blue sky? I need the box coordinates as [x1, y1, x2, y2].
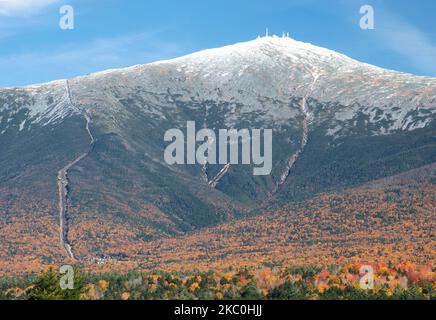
[0, 0, 435, 86]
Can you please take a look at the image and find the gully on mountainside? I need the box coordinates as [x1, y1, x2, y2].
[275, 67, 321, 192]
[57, 80, 95, 260]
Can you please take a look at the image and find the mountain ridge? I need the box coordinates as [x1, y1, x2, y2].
[2, 36, 435, 136]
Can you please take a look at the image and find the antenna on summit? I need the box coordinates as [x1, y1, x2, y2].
[265, 27, 269, 37]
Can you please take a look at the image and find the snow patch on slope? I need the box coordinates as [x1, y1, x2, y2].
[0, 80, 79, 130]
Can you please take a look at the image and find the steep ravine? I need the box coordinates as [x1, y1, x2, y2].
[276, 68, 321, 190]
[57, 80, 95, 260]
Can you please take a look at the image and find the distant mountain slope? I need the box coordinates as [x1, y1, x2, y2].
[77, 164, 434, 273]
[0, 36, 435, 270]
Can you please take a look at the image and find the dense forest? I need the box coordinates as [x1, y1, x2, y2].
[1, 262, 434, 300]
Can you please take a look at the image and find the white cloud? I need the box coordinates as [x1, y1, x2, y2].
[376, 14, 436, 76]
[339, 0, 436, 76]
[0, 31, 185, 86]
[0, 0, 60, 16]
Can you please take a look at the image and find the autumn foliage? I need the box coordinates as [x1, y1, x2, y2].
[1, 262, 434, 300]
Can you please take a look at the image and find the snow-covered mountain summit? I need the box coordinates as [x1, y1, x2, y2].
[67, 36, 436, 136]
[1, 36, 436, 134]
[148, 35, 436, 111]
